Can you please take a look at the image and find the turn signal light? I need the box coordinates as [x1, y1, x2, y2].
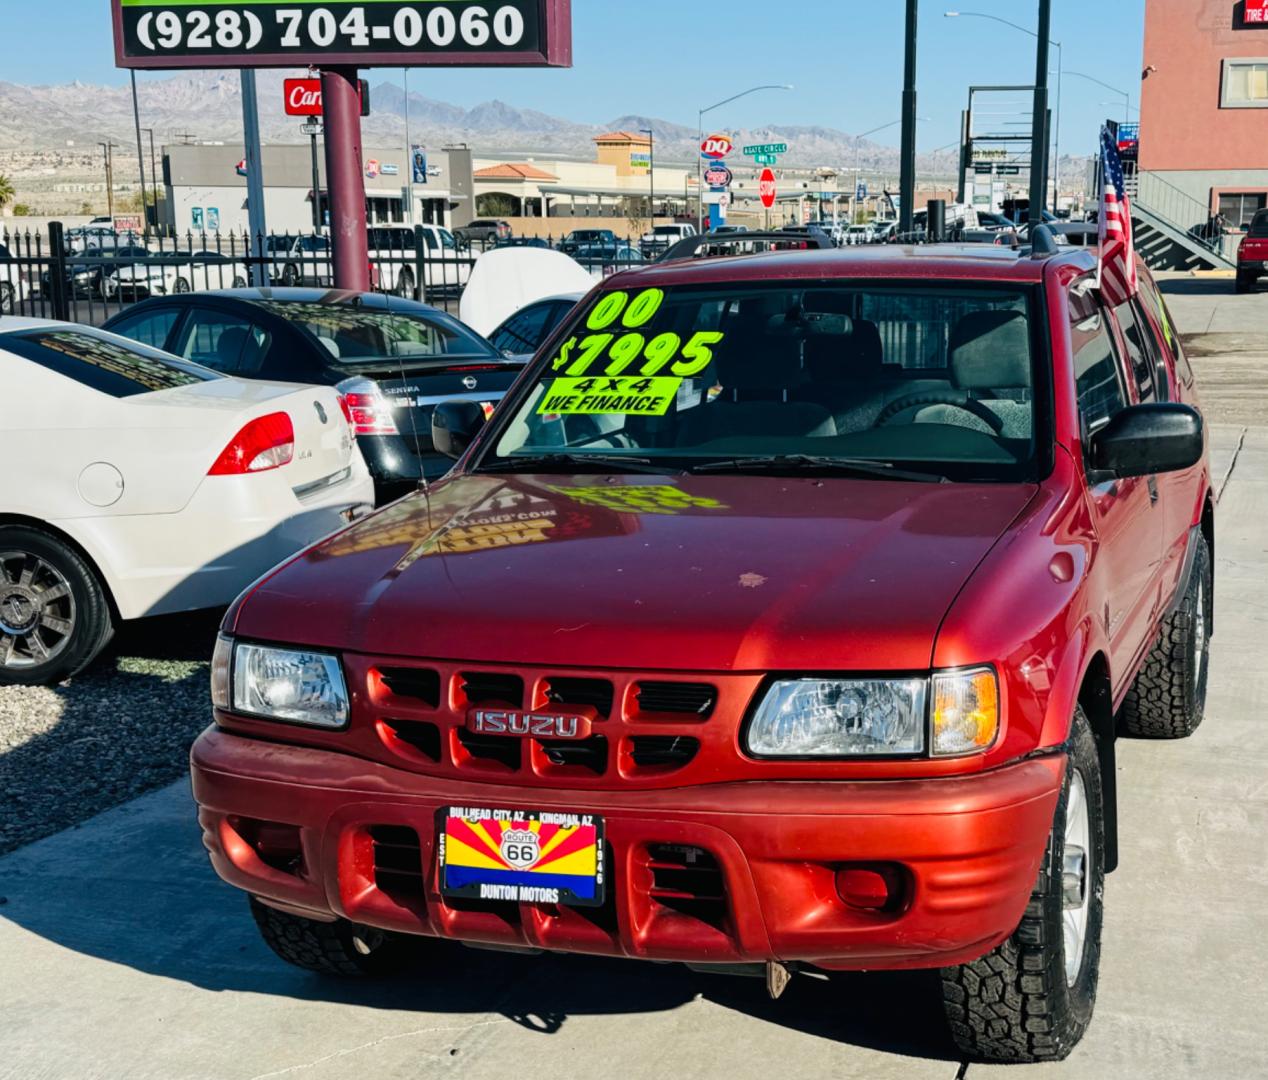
[208, 412, 294, 475]
[931, 667, 1000, 756]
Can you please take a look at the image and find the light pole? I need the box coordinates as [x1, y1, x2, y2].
[403, 67, 414, 224]
[98, 141, 119, 220]
[129, 71, 148, 234]
[1066, 70, 1131, 121]
[851, 119, 927, 224]
[945, 10, 1063, 212]
[142, 128, 160, 234]
[697, 83, 793, 230]
[640, 128, 655, 230]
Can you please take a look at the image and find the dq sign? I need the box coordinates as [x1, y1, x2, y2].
[700, 133, 733, 160]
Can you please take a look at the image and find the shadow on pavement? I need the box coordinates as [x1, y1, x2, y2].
[1157, 277, 1242, 296]
[0, 774, 959, 1063]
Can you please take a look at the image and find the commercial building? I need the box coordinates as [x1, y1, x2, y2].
[1140, 0, 1268, 226]
[161, 143, 474, 234]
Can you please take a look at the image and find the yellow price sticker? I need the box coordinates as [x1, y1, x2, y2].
[538, 376, 683, 417]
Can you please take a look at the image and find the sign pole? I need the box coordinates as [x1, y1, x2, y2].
[309, 130, 322, 230]
[322, 66, 370, 292]
[898, 0, 918, 237]
[240, 70, 268, 282]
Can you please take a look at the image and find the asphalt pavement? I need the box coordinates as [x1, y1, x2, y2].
[1, 275, 1266, 1079]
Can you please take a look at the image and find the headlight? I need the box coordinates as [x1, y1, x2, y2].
[225, 640, 349, 729]
[931, 667, 999, 757]
[746, 679, 928, 758]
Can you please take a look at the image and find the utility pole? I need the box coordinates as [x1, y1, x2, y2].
[130, 71, 148, 233]
[403, 67, 414, 224]
[640, 128, 655, 228]
[142, 129, 160, 232]
[240, 70, 268, 281]
[98, 141, 119, 220]
[1029, 0, 1052, 226]
[899, 0, 918, 237]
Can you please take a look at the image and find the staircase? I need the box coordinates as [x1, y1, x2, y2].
[1128, 169, 1236, 272]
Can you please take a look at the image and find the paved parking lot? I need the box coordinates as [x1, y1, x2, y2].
[1, 275, 1266, 1079]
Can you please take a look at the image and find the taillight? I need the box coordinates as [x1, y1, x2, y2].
[337, 393, 354, 428]
[342, 391, 399, 436]
[208, 412, 295, 475]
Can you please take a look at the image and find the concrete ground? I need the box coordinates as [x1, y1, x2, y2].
[2, 277, 1266, 1080]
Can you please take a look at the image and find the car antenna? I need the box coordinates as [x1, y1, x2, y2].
[381, 273, 432, 530]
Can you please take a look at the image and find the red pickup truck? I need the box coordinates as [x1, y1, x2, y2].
[193, 236, 1212, 1064]
[1235, 209, 1268, 293]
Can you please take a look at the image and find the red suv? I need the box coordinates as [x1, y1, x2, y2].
[194, 238, 1212, 1064]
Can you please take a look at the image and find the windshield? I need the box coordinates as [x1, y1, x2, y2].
[247, 300, 499, 365]
[486, 281, 1043, 482]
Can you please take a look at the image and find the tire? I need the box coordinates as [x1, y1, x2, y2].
[249, 896, 424, 977]
[0, 283, 13, 314]
[395, 267, 415, 299]
[1234, 275, 1250, 294]
[940, 707, 1105, 1063]
[173, 276, 191, 294]
[1120, 534, 1211, 738]
[232, 275, 247, 289]
[0, 527, 114, 686]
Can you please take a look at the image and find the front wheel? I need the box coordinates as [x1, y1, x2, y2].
[0, 282, 13, 314]
[232, 275, 248, 289]
[0, 527, 114, 686]
[395, 267, 415, 299]
[940, 707, 1104, 1063]
[249, 897, 427, 977]
[173, 276, 191, 294]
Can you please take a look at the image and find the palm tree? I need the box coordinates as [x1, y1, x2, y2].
[0, 174, 14, 212]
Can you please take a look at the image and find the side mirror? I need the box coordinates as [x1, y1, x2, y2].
[1089, 403, 1203, 479]
[431, 400, 487, 461]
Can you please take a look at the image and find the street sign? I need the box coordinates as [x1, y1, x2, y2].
[856, 182, 867, 200]
[704, 164, 733, 187]
[111, 0, 573, 69]
[754, 153, 778, 166]
[759, 167, 777, 209]
[700, 134, 733, 160]
[743, 142, 788, 157]
[300, 120, 323, 136]
[1245, 0, 1267, 24]
[996, 165, 1021, 176]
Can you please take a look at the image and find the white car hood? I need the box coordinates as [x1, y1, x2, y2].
[459, 247, 594, 336]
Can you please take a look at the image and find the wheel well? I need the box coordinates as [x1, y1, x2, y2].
[0, 514, 120, 624]
[1078, 652, 1118, 873]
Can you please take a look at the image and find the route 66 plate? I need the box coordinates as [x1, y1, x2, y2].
[438, 806, 605, 907]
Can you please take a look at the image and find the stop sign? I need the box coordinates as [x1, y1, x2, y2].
[759, 168, 777, 209]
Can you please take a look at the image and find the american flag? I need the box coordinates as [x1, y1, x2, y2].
[1098, 125, 1138, 306]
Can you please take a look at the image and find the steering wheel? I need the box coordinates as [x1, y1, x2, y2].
[874, 391, 1005, 434]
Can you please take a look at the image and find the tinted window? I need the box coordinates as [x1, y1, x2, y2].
[107, 307, 181, 350]
[489, 301, 558, 356]
[5, 328, 218, 397]
[1070, 284, 1128, 443]
[245, 300, 497, 364]
[1136, 276, 1194, 386]
[1114, 300, 1158, 403]
[174, 309, 271, 375]
[490, 283, 1040, 482]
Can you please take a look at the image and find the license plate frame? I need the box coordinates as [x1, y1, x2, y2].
[438, 806, 606, 908]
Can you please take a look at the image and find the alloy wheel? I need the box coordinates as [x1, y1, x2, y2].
[0, 551, 76, 670]
[1193, 579, 1207, 688]
[1061, 769, 1091, 986]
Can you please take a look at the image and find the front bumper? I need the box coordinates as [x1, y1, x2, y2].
[191, 728, 1064, 970]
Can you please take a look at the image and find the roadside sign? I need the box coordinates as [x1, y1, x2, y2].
[235, 158, 248, 177]
[754, 153, 778, 166]
[704, 164, 733, 187]
[700, 133, 733, 160]
[759, 167, 777, 209]
[112, 214, 143, 234]
[856, 182, 867, 200]
[300, 120, 323, 136]
[1245, 0, 1267, 23]
[111, 0, 573, 69]
[284, 77, 371, 117]
[743, 142, 788, 157]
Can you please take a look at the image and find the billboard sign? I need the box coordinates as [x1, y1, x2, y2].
[111, 0, 573, 69]
[1245, 0, 1268, 24]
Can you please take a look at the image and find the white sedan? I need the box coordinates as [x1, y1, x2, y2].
[105, 251, 250, 299]
[0, 318, 374, 684]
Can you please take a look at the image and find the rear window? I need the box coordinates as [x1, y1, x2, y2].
[1250, 211, 1268, 238]
[5, 329, 219, 397]
[246, 301, 498, 364]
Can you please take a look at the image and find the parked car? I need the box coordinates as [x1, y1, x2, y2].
[870, 219, 898, 243]
[559, 228, 619, 256]
[639, 223, 698, 259]
[104, 251, 249, 299]
[365, 225, 473, 300]
[1235, 209, 1268, 293]
[266, 234, 332, 287]
[0, 318, 373, 685]
[64, 225, 138, 254]
[840, 224, 873, 246]
[485, 292, 583, 359]
[453, 219, 513, 249]
[40, 245, 152, 299]
[574, 243, 646, 277]
[0, 243, 30, 314]
[103, 288, 522, 501]
[494, 237, 552, 250]
[191, 235, 1211, 1065]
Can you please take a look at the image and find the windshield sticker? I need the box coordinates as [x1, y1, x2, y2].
[538, 376, 683, 416]
[551, 330, 725, 379]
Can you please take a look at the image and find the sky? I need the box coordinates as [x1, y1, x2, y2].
[4, 0, 1145, 155]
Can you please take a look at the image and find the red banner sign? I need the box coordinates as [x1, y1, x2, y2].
[284, 78, 323, 116]
[1247, 0, 1268, 23]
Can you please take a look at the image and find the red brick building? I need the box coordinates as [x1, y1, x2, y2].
[1140, 0, 1268, 225]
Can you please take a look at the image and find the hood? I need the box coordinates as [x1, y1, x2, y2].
[233, 473, 1037, 672]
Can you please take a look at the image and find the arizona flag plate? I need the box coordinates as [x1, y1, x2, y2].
[438, 807, 605, 907]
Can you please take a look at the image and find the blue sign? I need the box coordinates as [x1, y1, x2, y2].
[412, 146, 428, 185]
[207, 207, 220, 231]
[856, 182, 867, 200]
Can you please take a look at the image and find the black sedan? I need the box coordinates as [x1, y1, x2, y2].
[103, 288, 524, 502]
[41, 244, 151, 299]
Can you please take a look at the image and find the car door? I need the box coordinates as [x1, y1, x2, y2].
[1069, 281, 1164, 684]
[171, 305, 273, 377]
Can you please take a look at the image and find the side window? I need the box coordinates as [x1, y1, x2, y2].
[174, 309, 271, 375]
[1136, 276, 1194, 387]
[1070, 285, 1129, 447]
[489, 302, 555, 355]
[1113, 299, 1159, 403]
[106, 307, 181, 351]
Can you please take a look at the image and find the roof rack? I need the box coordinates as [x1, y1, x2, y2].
[658, 229, 835, 264]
